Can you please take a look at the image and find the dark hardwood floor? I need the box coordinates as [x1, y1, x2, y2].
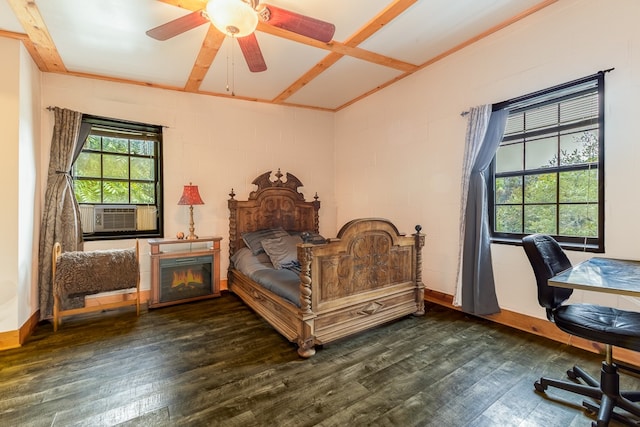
[1, 293, 639, 426]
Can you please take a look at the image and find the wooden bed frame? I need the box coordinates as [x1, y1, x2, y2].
[228, 170, 425, 357]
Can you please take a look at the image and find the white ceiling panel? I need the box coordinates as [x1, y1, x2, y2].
[37, 0, 207, 87]
[288, 56, 403, 110]
[0, 1, 23, 32]
[360, 0, 545, 65]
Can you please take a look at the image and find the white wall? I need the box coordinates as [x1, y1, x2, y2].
[0, 37, 20, 332]
[41, 74, 337, 292]
[0, 37, 42, 334]
[17, 40, 41, 325]
[334, 0, 640, 319]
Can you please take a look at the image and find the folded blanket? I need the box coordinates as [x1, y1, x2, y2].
[54, 248, 138, 310]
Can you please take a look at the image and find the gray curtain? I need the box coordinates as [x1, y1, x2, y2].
[454, 105, 491, 307]
[38, 108, 88, 320]
[455, 106, 508, 315]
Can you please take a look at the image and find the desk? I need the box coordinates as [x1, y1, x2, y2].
[549, 257, 640, 297]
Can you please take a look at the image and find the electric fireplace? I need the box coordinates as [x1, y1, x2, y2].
[159, 255, 213, 303]
[148, 236, 222, 308]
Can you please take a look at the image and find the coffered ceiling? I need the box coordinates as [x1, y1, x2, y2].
[0, 0, 557, 111]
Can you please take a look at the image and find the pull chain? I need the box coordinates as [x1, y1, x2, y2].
[225, 37, 236, 96]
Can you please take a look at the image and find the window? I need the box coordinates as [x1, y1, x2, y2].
[72, 115, 163, 240]
[489, 73, 604, 251]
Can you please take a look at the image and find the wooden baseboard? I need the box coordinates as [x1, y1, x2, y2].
[424, 289, 640, 367]
[0, 309, 40, 351]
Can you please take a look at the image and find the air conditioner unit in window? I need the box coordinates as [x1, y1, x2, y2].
[94, 205, 137, 232]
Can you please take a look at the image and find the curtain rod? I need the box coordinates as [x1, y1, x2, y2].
[460, 68, 614, 117]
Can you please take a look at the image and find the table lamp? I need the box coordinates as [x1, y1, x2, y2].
[178, 182, 204, 240]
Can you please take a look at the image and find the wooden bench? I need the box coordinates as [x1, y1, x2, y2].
[52, 241, 141, 331]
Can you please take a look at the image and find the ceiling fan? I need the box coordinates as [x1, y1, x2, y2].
[146, 0, 336, 72]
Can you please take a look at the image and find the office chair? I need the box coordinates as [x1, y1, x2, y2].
[522, 234, 640, 427]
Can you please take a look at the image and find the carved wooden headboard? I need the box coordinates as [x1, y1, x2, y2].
[228, 169, 320, 257]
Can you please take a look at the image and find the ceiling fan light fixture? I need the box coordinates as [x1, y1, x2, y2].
[207, 0, 258, 38]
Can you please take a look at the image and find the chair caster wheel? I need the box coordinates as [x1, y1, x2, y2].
[534, 381, 547, 393]
[567, 368, 578, 380]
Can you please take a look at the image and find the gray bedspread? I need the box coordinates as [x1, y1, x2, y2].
[232, 248, 301, 307]
[250, 269, 300, 307]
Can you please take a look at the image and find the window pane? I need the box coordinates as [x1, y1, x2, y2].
[74, 180, 101, 203]
[130, 157, 154, 181]
[560, 92, 598, 125]
[525, 136, 557, 169]
[130, 140, 155, 156]
[495, 205, 522, 233]
[131, 182, 155, 204]
[525, 104, 557, 132]
[559, 170, 598, 203]
[85, 135, 101, 151]
[503, 112, 524, 136]
[559, 129, 598, 166]
[102, 181, 129, 203]
[524, 173, 557, 203]
[103, 154, 129, 179]
[559, 204, 598, 237]
[495, 176, 522, 204]
[102, 137, 129, 153]
[524, 205, 557, 234]
[73, 152, 101, 178]
[496, 143, 523, 173]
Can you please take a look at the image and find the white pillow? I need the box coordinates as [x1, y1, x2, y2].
[260, 234, 303, 269]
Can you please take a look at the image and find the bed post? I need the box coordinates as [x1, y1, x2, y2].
[52, 242, 62, 332]
[297, 244, 316, 358]
[312, 192, 320, 234]
[228, 188, 237, 265]
[413, 225, 426, 316]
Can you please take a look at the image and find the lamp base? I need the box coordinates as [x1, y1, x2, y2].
[186, 205, 198, 240]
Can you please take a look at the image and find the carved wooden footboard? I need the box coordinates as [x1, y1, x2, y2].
[228, 170, 425, 357]
[296, 219, 425, 356]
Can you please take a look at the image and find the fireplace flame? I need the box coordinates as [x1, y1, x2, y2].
[172, 269, 204, 288]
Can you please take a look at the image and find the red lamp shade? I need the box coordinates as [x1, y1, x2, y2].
[178, 183, 204, 206]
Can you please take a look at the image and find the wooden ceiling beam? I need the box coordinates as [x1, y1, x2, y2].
[157, 0, 207, 11]
[6, 0, 66, 73]
[184, 25, 226, 92]
[256, 22, 417, 72]
[344, 0, 418, 46]
[0, 29, 47, 70]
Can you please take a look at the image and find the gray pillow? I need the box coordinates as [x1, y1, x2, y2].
[241, 227, 288, 255]
[261, 234, 303, 269]
[230, 247, 273, 275]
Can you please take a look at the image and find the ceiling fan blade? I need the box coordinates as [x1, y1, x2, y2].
[258, 4, 335, 43]
[146, 10, 209, 41]
[237, 33, 267, 72]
